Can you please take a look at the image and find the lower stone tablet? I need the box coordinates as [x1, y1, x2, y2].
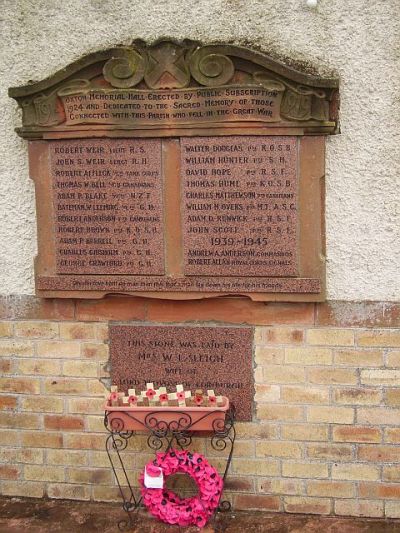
[110, 325, 254, 421]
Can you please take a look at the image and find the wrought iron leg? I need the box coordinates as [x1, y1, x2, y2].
[104, 404, 236, 529]
[106, 433, 141, 530]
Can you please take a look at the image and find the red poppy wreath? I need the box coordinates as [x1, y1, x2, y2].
[140, 449, 223, 528]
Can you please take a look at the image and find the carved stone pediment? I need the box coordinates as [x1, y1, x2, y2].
[9, 39, 339, 138]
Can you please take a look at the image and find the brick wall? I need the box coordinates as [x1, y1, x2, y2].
[0, 296, 399, 518]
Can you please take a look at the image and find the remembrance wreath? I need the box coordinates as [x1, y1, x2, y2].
[140, 448, 223, 528]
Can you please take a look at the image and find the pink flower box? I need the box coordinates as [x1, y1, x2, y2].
[105, 397, 230, 433]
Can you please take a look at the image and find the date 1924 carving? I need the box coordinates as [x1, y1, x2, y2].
[61, 85, 284, 126]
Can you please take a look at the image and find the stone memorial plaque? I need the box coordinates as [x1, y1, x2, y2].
[50, 138, 164, 275]
[110, 325, 254, 420]
[181, 135, 298, 277]
[10, 40, 339, 301]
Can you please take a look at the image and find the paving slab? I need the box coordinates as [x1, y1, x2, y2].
[1, 497, 400, 533]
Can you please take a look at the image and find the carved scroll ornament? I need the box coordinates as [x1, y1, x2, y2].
[103, 48, 146, 88]
[9, 40, 339, 136]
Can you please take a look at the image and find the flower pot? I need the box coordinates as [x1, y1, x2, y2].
[105, 397, 230, 433]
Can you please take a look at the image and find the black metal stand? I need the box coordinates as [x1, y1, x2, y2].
[104, 405, 236, 531]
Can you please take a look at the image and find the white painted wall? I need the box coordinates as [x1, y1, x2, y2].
[0, 0, 399, 300]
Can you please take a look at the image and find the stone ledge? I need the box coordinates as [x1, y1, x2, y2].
[0, 296, 399, 327]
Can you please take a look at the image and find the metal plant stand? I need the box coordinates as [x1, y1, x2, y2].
[104, 405, 236, 531]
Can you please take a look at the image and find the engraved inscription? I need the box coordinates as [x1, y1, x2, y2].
[181, 136, 298, 277]
[51, 139, 164, 275]
[110, 325, 254, 420]
[37, 275, 321, 293]
[61, 85, 283, 126]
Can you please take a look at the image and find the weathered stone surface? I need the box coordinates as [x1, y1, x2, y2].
[9, 40, 339, 137]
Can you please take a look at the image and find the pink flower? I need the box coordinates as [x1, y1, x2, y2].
[195, 395, 203, 405]
[110, 392, 118, 403]
[128, 395, 137, 405]
[159, 393, 168, 402]
[177, 391, 185, 401]
[209, 396, 217, 405]
[146, 388, 156, 400]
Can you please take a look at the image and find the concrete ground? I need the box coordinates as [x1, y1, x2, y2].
[1, 498, 400, 533]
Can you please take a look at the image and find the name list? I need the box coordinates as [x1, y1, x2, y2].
[51, 138, 164, 275]
[181, 136, 298, 277]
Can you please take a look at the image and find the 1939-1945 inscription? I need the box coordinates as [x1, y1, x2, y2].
[182, 136, 297, 277]
[9, 39, 338, 300]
